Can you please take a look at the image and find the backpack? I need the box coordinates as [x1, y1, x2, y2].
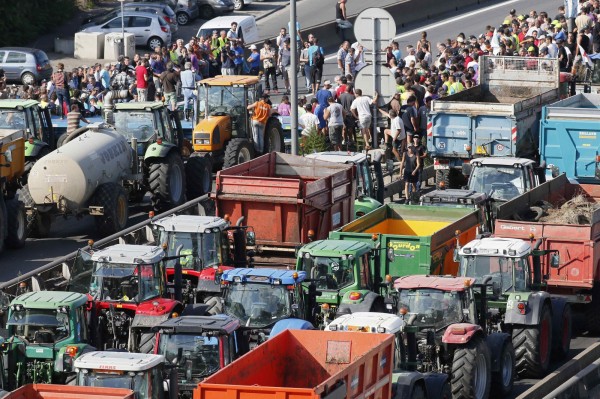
[312, 48, 324, 67]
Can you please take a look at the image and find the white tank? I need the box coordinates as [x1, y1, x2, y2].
[28, 126, 132, 210]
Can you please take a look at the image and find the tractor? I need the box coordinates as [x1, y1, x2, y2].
[149, 214, 254, 313]
[1, 291, 95, 390]
[191, 75, 284, 170]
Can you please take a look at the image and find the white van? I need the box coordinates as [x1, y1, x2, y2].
[196, 15, 259, 44]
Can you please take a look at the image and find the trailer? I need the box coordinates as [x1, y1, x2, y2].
[194, 329, 394, 399]
[212, 152, 355, 267]
[427, 56, 559, 188]
[3, 384, 134, 399]
[540, 93, 600, 183]
[328, 203, 480, 278]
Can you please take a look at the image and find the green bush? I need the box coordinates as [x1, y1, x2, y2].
[299, 126, 328, 155]
[0, 0, 77, 47]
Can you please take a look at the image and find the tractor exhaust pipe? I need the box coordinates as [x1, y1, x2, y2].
[102, 90, 130, 124]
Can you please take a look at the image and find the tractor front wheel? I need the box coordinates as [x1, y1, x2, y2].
[264, 118, 285, 154]
[223, 139, 254, 169]
[451, 336, 492, 399]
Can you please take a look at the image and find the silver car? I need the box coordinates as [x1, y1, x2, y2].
[0, 48, 52, 85]
[123, 2, 178, 33]
[81, 11, 171, 50]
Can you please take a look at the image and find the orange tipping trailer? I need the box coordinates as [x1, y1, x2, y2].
[3, 384, 135, 399]
[212, 152, 356, 267]
[194, 329, 394, 399]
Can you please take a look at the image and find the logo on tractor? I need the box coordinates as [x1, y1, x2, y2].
[388, 241, 420, 251]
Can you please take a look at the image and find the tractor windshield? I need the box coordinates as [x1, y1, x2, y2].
[159, 334, 220, 380]
[90, 262, 162, 302]
[224, 284, 291, 328]
[113, 111, 156, 143]
[460, 256, 527, 292]
[301, 256, 354, 290]
[397, 288, 463, 330]
[159, 230, 223, 270]
[0, 109, 26, 129]
[79, 371, 149, 399]
[7, 308, 70, 343]
[469, 166, 524, 201]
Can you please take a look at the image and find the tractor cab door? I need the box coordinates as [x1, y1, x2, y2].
[67, 249, 94, 294]
[39, 107, 55, 150]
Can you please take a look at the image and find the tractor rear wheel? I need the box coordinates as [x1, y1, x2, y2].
[148, 152, 186, 212]
[223, 138, 254, 169]
[19, 185, 51, 238]
[451, 336, 491, 399]
[5, 198, 27, 248]
[492, 340, 515, 397]
[512, 304, 552, 378]
[186, 155, 212, 199]
[92, 183, 129, 236]
[264, 118, 285, 154]
[552, 303, 572, 360]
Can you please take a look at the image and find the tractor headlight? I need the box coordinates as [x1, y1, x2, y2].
[195, 139, 210, 145]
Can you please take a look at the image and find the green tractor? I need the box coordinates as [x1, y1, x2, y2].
[1, 291, 94, 390]
[295, 239, 388, 328]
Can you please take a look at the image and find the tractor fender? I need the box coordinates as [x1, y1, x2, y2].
[144, 141, 178, 161]
[24, 140, 47, 158]
[504, 291, 552, 326]
[485, 332, 512, 373]
[441, 323, 483, 345]
[393, 371, 427, 399]
[355, 196, 382, 218]
[338, 291, 381, 314]
[422, 372, 450, 399]
[270, 318, 315, 339]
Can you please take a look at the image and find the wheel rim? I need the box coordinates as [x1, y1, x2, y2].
[22, 74, 34, 85]
[149, 38, 162, 50]
[237, 147, 251, 164]
[116, 194, 127, 227]
[540, 316, 550, 365]
[169, 163, 184, 203]
[16, 209, 25, 240]
[234, 0, 243, 9]
[501, 349, 513, 388]
[474, 352, 487, 399]
[177, 13, 188, 25]
[269, 127, 282, 152]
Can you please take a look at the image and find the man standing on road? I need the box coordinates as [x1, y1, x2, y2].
[260, 40, 278, 93]
[337, 41, 350, 76]
[402, 95, 419, 140]
[350, 89, 378, 150]
[278, 39, 292, 94]
[324, 95, 344, 151]
[247, 93, 273, 154]
[181, 62, 200, 121]
[52, 63, 70, 118]
[378, 107, 405, 161]
[247, 45, 261, 76]
[160, 62, 180, 111]
[316, 80, 333, 135]
[308, 38, 325, 94]
[135, 60, 148, 102]
[339, 84, 356, 144]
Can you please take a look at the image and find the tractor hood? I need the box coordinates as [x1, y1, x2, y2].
[194, 116, 230, 134]
[193, 116, 231, 151]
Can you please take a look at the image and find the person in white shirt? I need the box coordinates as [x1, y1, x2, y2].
[350, 89, 378, 150]
[299, 104, 319, 136]
[403, 46, 417, 66]
[378, 108, 405, 161]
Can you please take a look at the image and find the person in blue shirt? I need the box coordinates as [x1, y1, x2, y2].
[233, 41, 245, 75]
[307, 38, 325, 94]
[247, 44, 261, 75]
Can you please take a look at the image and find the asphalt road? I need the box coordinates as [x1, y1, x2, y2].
[4, 0, 595, 395]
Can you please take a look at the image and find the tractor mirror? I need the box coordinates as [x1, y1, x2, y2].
[2, 149, 12, 163]
[387, 248, 395, 262]
[550, 253, 560, 268]
[246, 231, 255, 246]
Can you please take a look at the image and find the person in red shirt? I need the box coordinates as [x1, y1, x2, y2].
[336, 76, 348, 98]
[462, 48, 473, 69]
[135, 60, 149, 102]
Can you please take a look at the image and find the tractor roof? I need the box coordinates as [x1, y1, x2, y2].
[304, 151, 367, 165]
[152, 215, 228, 233]
[199, 75, 259, 86]
[326, 312, 404, 334]
[299, 239, 373, 257]
[75, 351, 164, 372]
[460, 237, 531, 258]
[114, 101, 164, 111]
[222, 268, 306, 285]
[153, 315, 239, 334]
[420, 189, 488, 205]
[0, 99, 39, 109]
[90, 244, 164, 264]
[393, 275, 475, 292]
[11, 291, 88, 309]
[470, 157, 535, 167]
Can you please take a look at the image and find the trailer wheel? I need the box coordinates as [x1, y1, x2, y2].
[203, 296, 223, 315]
[92, 183, 129, 236]
[186, 156, 212, 199]
[512, 304, 552, 378]
[223, 138, 254, 169]
[451, 336, 491, 399]
[138, 331, 156, 354]
[492, 341, 515, 397]
[148, 152, 186, 212]
[264, 118, 285, 154]
[19, 185, 51, 238]
[552, 303, 572, 360]
[5, 198, 26, 249]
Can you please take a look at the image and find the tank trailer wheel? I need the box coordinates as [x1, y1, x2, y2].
[512, 304, 552, 378]
[92, 183, 129, 236]
[451, 336, 492, 399]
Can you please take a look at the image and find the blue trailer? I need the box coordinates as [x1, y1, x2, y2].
[540, 93, 600, 183]
[427, 56, 559, 188]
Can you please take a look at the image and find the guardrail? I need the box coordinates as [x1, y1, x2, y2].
[517, 342, 600, 399]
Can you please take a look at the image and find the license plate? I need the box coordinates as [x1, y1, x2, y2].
[476, 146, 487, 154]
[434, 163, 449, 170]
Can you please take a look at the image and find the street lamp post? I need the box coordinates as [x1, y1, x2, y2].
[290, 0, 298, 155]
[118, 0, 126, 57]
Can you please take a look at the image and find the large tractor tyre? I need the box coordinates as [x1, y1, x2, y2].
[512, 304, 553, 378]
[92, 183, 129, 237]
[19, 185, 51, 238]
[552, 303, 572, 360]
[0, 197, 6, 254]
[5, 199, 27, 249]
[264, 119, 285, 154]
[492, 341, 515, 398]
[138, 332, 156, 354]
[451, 336, 492, 399]
[435, 169, 450, 189]
[148, 152, 186, 212]
[223, 139, 254, 169]
[203, 296, 223, 315]
[186, 156, 212, 199]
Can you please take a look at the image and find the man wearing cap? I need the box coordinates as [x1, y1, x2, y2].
[247, 45, 261, 76]
[247, 94, 273, 154]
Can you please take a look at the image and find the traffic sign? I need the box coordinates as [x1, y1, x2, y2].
[353, 8, 396, 49]
[354, 64, 397, 106]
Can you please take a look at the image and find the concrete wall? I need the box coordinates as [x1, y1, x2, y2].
[74, 32, 105, 59]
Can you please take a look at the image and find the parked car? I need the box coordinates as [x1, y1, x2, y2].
[0, 48, 52, 85]
[197, 0, 235, 19]
[80, 11, 171, 50]
[84, 3, 178, 34]
[134, 0, 200, 25]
